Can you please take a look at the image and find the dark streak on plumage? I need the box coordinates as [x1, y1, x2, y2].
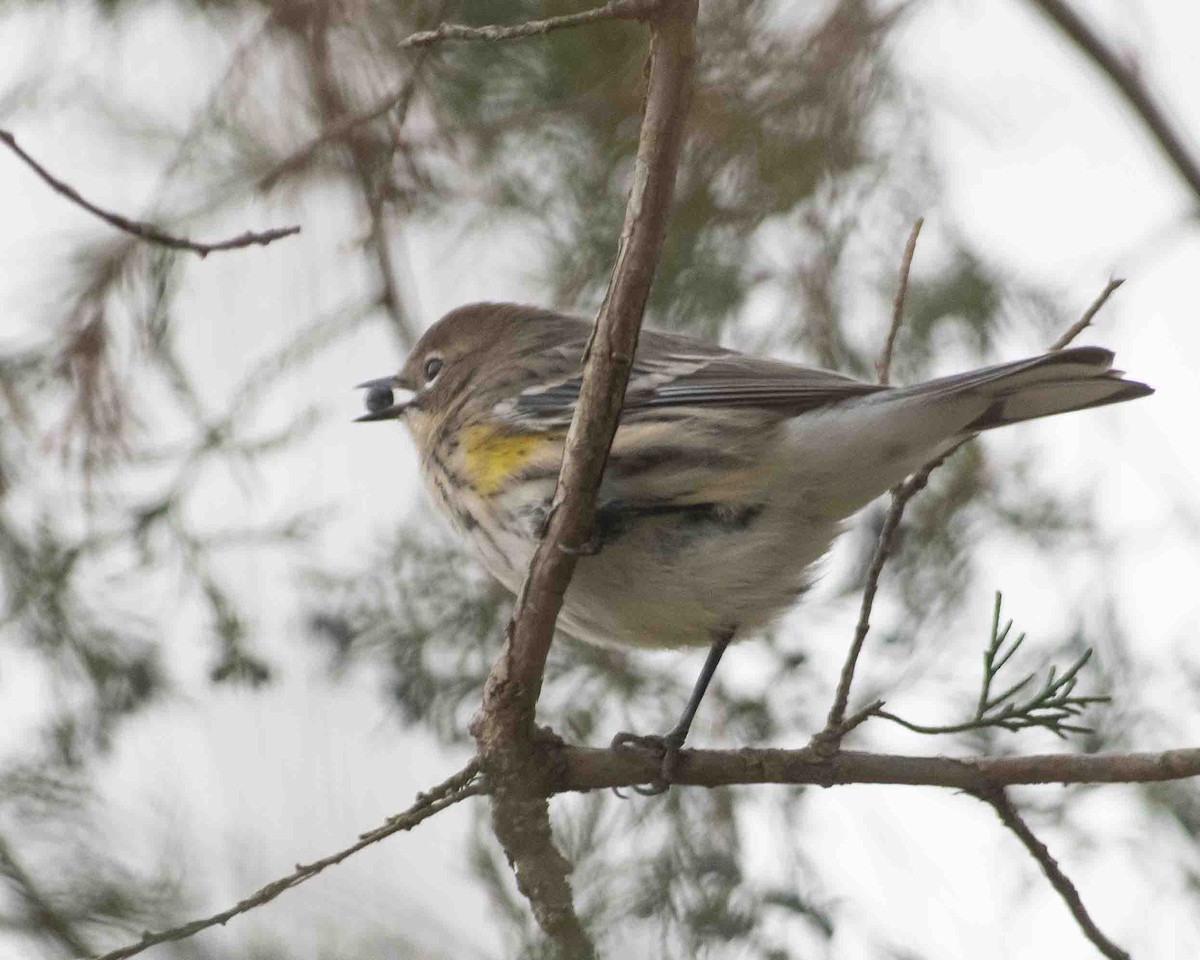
[595, 500, 765, 548]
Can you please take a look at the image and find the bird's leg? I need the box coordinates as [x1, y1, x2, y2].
[612, 628, 735, 796]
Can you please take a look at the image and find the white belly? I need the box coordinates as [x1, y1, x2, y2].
[438, 471, 840, 650]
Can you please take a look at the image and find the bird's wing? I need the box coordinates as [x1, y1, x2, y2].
[502, 328, 883, 427]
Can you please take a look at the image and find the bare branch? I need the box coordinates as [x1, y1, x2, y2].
[876, 217, 923, 384]
[976, 787, 1130, 960]
[90, 761, 483, 960]
[556, 744, 1200, 792]
[486, 790, 597, 960]
[0, 129, 300, 258]
[1026, 0, 1200, 207]
[1048, 276, 1124, 351]
[468, 1, 697, 955]
[396, 0, 656, 50]
[471, 0, 697, 750]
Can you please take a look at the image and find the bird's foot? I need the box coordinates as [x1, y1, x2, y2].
[610, 729, 686, 796]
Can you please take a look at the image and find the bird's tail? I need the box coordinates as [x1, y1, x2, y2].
[891, 346, 1153, 431]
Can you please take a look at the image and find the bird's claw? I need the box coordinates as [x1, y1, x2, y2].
[610, 729, 686, 796]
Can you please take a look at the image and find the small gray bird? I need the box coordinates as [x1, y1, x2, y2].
[358, 302, 1152, 790]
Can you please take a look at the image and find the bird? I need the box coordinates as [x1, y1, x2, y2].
[356, 301, 1152, 791]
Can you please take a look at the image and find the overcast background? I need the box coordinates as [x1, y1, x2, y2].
[2, 2, 1199, 958]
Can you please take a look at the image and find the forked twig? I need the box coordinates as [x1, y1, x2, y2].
[878, 592, 1109, 737]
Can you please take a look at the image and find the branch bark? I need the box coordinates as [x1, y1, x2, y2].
[555, 744, 1200, 792]
[0, 129, 300, 258]
[977, 787, 1130, 960]
[1026, 0, 1200, 208]
[468, 1, 697, 956]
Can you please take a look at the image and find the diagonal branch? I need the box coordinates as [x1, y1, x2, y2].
[1048, 276, 1124, 351]
[1025, 0, 1200, 207]
[814, 271, 1125, 752]
[468, 1, 697, 956]
[471, 0, 697, 748]
[976, 787, 1130, 960]
[89, 761, 483, 960]
[876, 217, 923, 384]
[814, 221, 933, 750]
[0, 129, 300, 258]
[0, 835, 95, 957]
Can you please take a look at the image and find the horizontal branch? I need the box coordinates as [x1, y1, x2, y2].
[396, 0, 656, 50]
[0, 129, 300, 258]
[556, 744, 1200, 792]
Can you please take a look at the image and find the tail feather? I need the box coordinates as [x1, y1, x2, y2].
[923, 346, 1155, 431]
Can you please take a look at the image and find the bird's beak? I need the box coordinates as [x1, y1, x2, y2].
[354, 376, 412, 422]
[354, 404, 409, 422]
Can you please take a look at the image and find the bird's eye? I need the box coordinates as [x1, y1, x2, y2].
[424, 356, 444, 382]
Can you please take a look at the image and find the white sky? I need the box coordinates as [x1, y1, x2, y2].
[2, 1, 1200, 959]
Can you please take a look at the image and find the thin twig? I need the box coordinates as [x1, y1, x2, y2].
[816, 444, 964, 749]
[259, 1, 653, 194]
[976, 787, 1130, 960]
[811, 222, 937, 751]
[1048, 277, 1124, 351]
[877, 217, 923, 384]
[0, 129, 300, 258]
[396, 0, 656, 50]
[305, 6, 423, 346]
[90, 761, 483, 960]
[1026, 0, 1200, 206]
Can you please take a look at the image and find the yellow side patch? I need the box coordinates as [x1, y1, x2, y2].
[461, 425, 563, 496]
